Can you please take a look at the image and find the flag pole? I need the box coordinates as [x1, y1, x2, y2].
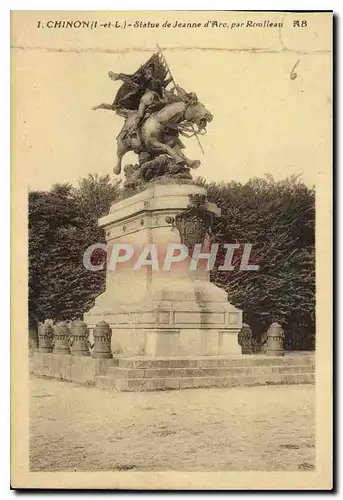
[156, 44, 205, 155]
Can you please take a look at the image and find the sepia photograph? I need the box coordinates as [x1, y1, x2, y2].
[11, 10, 332, 490]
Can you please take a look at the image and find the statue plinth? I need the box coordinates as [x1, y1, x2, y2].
[84, 182, 242, 357]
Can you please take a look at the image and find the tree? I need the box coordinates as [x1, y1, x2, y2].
[28, 175, 120, 323]
[204, 175, 315, 349]
[29, 173, 315, 350]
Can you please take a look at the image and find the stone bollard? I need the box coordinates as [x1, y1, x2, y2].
[238, 323, 253, 354]
[70, 320, 90, 357]
[92, 321, 113, 359]
[53, 321, 71, 355]
[266, 322, 285, 356]
[38, 323, 53, 353]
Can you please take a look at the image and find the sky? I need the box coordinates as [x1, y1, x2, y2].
[11, 11, 332, 191]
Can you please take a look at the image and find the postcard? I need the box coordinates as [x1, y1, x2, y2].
[11, 10, 332, 490]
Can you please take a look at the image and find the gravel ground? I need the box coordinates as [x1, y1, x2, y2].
[30, 376, 315, 472]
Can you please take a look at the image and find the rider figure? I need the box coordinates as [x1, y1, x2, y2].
[94, 60, 174, 156]
[108, 62, 172, 97]
[120, 78, 166, 142]
[134, 79, 165, 125]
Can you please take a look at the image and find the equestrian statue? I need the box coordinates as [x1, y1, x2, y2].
[92, 48, 213, 187]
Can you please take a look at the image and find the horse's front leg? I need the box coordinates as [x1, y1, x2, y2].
[114, 136, 129, 174]
[142, 119, 186, 164]
[145, 138, 185, 165]
[172, 145, 201, 169]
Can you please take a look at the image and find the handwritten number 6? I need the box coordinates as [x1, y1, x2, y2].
[290, 60, 300, 80]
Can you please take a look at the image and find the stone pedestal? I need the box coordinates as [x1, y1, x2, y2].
[84, 182, 242, 357]
[53, 321, 71, 355]
[92, 321, 113, 359]
[70, 320, 90, 357]
[38, 324, 53, 353]
[266, 322, 285, 356]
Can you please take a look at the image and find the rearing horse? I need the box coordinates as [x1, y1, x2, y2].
[112, 97, 213, 174]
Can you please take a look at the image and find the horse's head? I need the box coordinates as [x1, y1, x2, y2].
[177, 85, 213, 132]
[184, 100, 213, 132]
[186, 100, 213, 133]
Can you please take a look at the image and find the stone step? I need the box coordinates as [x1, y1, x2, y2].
[116, 355, 315, 370]
[96, 375, 119, 389]
[95, 372, 315, 391]
[107, 364, 314, 379]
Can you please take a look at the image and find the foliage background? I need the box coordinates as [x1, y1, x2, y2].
[29, 174, 315, 350]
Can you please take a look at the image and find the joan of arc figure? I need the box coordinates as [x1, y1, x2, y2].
[91, 50, 212, 175]
[92, 54, 172, 114]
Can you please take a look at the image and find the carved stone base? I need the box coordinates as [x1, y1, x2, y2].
[84, 183, 242, 357]
[85, 302, 242, 358]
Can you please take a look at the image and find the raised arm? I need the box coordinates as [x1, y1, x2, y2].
[108, 71, 139, 89]
[91, 103, 115, 111]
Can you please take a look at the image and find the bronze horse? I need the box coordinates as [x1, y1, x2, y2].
[93, 88, 213, 174]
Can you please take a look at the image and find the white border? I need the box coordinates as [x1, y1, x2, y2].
[4, 2, 338, 498]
